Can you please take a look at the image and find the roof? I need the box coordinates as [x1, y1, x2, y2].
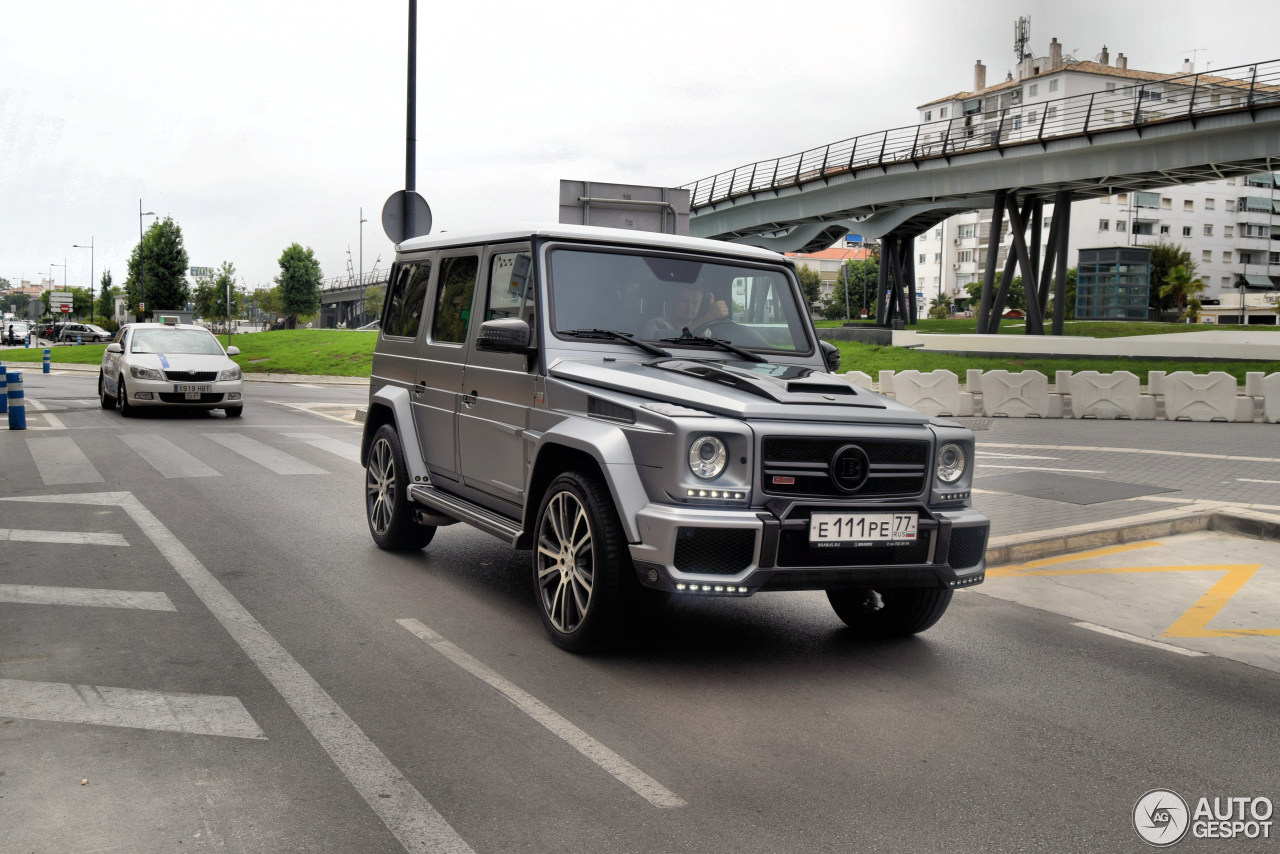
[396, 223, 787, 263]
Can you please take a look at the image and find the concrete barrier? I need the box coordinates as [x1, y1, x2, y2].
[884, 369, 974, 416]
[1246, 372, 1280, 424]
[1159, 371, 1253, 422]
[843, 371, 875, 390]
[1056, 370, 1155, 420]
[977, 370, 1062, 418]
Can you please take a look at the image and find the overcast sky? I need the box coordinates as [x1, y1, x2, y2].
[3, 0, 1277, 296]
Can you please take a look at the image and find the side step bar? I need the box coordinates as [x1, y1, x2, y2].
[408, 483, 523, 546]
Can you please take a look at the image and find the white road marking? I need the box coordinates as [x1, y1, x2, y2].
[976, 452, 1062, 460]
[0, 528, 128, 546]
[26, 398, 65, 430]
[1238, 478, 1280, 485]
[0, 491, 473, 854]
[979, 442, 1280, 465]
[120, 433, 221, 478]
[283, 432, 361, 464]
[263, 399, 361, 425]
[203, 432, 327, 475]
[0, 583, 174, 611]
[25, 436, 104, 484]
[976, 464, 1104, 474]
[0, 678, 265, 739]
[1073, 622, 1208, 657]
[292, 383, 321, 388]
[397, 618, 687, 810]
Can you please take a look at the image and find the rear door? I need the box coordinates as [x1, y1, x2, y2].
[457, 244, 537, 507]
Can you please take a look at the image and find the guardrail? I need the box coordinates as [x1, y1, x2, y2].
[684, 58, 1280, 209]
[319, 269, 389, 294]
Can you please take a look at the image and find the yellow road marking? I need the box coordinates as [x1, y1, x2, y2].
[988, 541, 1163, 577]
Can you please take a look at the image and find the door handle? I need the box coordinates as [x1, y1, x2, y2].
[461, 390, 478, 408]
[412, 381, 426, 396]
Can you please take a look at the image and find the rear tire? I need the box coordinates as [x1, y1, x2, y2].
[98, 373, 116, 410]
[365, 424, 435, 551]
[827, 587, 953, 637]
[532, 471, 633, 653]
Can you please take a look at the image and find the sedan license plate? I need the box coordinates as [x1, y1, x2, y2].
[809, 512, 917, 546]
[174, 384, 211, 399]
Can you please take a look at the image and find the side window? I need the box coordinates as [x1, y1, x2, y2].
[382, 261, 432, 338]
[485, 250, 534, 323]
[432, 255, 480, 344]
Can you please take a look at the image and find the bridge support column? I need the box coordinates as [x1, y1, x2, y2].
[977, 190, 1006, 333]
[979, 190, 1073, 335]
[875, 237, 914, 329]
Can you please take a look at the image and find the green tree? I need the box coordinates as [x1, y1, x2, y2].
[275, 244, 323, 328]
[928, 292, 953, 319]
[96, 269, 116, 321]
[251, 286, 282, 326]
[363, 284, 384, 324]
[796, 266, 822, 315]
[821, 258, 879, 320]
[192, 262, 241, 320]
[70, 287, 92, 318]
[1159, 264, 1205, 321]
[964, 273, 1026, 313]
[1148, 240, 1196, 316]
[124, 216, 190, 316]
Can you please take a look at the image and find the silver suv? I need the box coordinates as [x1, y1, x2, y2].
[363, 225, 988, 652]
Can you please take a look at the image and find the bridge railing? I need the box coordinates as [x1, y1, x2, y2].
[684, 58, 1280, 209]
[319, 269, 389, 294]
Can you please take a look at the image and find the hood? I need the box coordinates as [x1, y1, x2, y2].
[131, 352, 232, 372]
[548, 357, 930, 424]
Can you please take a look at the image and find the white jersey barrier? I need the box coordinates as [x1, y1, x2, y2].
[862, 370, 1277, 422]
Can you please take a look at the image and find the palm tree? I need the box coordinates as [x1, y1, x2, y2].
[1159, 264, 1205, 322]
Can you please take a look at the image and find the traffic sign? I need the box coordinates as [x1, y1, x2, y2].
[381, 190, 432, 243]
[59, 305, 71, 313]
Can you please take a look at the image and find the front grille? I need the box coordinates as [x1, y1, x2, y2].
[761, 437, 929, 498]
[158, 392, 224, 403]
[673, 528, 755, 575]
[163, 370, 219, 382]
[777, 530, 932, 568]
[947, 527, 988, 569]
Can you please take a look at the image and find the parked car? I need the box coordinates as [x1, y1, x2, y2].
[362, 224, 989, 652]
[5, 320, 31, 344]
[99, 319, 244, 417]
[57, 322, 112, 343]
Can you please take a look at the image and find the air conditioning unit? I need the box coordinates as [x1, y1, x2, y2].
[953, 238, 961, 245]
[952, 263, 961, 269]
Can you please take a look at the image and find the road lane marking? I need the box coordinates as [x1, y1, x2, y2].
[1072, 623, 1208, 657]
[26, 398, 65, 430]
[0, 584, 174, 611]
[988, 542, 1163, 576]
[283, 432, 361, 464]
[25, 436, 103, 484]
[264, 399, 362, 425]
[120, 433, 221, 478]
[0, 528, 128, 546]
[0, 678, 265, 738]
[976, 452, 1062, 460]
[1238, 478, 1280, 485]
[203, 433, 327, 475]
[0, 491, 473, 854]
[978, 442, 1280, 465]
[397, 618, 687, 810]
[977, 464, 1104, 474]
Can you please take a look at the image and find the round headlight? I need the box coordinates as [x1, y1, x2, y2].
[688, 435, 727, 479]
[936, 442, 966, 484]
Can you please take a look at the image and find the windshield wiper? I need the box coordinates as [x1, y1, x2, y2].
[561, 328, 671, 358]
[659, 329, 767, 363]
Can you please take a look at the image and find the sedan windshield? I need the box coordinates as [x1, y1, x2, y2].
[548, 247, 811, 353]
[130, 327, 225, 356]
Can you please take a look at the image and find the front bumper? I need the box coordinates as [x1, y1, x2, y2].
[123, 377, 244, 408]
[629, 502, 989, 595]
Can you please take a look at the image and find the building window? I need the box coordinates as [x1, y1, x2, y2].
[1106, 82, 1117, 92]
[919, 254, 927, 264]
[925, 110, 932, 121]
[1046, 106, 1058, 121]
[1240, 252, 1254, 265]
[1049, 79, 1059, 92]
[940, 107, 948, 118]
[1203, 250, 1213, 262]
[1184, 200, 1194, 211]
[1116, 221, 1126, 231]
[1222, 276, 1232, 288]
[1099, 219, 1110, 231]
[1161, 197, 1172, 209]
[1027, 110, 1037, 125]
[957, 224, 975, 238]
[1100, 196, 1111, 204]
[1104, 109, 1116, 122]
[1135, 192, 1160, 208]
[1117, 193, 1128, 204]
[1182, 226, 1193, 237]
[1160, 225, 1171, 235]
[1226, 199, 1236, 212]
[1029, 84, 1039, 96]
[1205, 198, 1215, 210]
[1270, 252, 1280, 265]
[1044, 216, 1052, 228]
[1204, 224, 1213, 236]
[958, 250, 974, 263]
[934, 253, 941, 262]
[1225, 226, 1234, 238]
[1223, 251, 1232, 263]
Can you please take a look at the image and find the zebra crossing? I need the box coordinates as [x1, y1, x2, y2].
[15, 428, 362, 486]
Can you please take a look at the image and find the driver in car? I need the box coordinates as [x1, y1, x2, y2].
[642, 284, 729, 339]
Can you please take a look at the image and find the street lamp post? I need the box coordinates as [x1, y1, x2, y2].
[73, 237, 94, 324]
[139, 201, 157, 321]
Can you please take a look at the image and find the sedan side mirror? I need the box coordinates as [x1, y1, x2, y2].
[476, 318, 534, 353]
[819, 340, 841, 373]
[226, 346, 240, 356]
[105, 342, 123, 354]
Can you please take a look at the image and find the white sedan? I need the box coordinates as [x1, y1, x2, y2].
[99, 321, 245, 417]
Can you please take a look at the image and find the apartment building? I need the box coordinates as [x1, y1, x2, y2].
[910, 37, 1279, 307]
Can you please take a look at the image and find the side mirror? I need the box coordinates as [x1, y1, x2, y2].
[105, 342, 123, 354]
[476, 318, 533, 353]
[819, 340, 841, 373]
[226, 345, 240, 356]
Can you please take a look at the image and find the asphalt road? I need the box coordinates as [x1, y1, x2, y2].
[1, 371, 1277, 853]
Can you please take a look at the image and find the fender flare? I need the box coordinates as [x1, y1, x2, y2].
[363, 385, 431, 485]
[528, 418, 648, 543]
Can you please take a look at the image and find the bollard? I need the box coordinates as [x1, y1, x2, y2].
[77, 334, 82, 345]
[43, 348, 50, 374]
[0, 364, 6, 415]
[6, 371, 23, 430]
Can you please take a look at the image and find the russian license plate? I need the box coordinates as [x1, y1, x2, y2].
[809, 512, 917, 546]
[174, 384, 211, 399]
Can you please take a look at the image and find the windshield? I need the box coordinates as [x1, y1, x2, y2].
[547, 247, 811, 353]
[130, 327, 225, 356]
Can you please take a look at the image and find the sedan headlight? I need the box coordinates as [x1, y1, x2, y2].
[219, 366, 242, 381]
[688, 435, 727, 479]
[936, 442, 966, 483]
[129, 365, 164, 380]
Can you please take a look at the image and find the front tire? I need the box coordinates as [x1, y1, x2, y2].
[533, 471, 632, 653]
[224, 405, 243, 418]
[98, 373, 116, 410]
[118, 379, 135, 417]
[365, 424, 435, 551]
[827, 587, 953, 638]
